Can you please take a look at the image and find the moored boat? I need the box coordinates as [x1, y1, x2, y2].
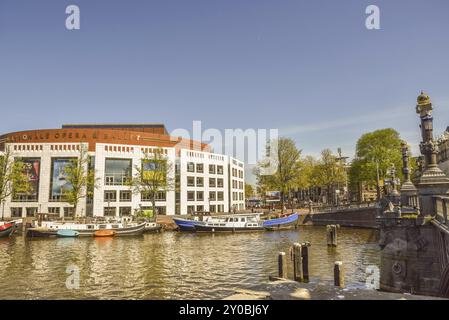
[263, 213, 299, 230]
[57, 229, 79, 237]
[0, 222, 16, 238]
[173, 217, 206, 231]
[144, 222, 163, 233]
[40, 221, 146, 237]
[193, 213, 264, 232]
[26, 227, 58, 238]
[94, 230, 116, 237]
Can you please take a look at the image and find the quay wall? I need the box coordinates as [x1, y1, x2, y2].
[300, 207, 380, 229]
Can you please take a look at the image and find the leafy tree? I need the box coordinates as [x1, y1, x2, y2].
[349, 129, 403, 199]
[0, 147, 32, 219]
[245, 183, 255, 198]
[128, 148, 174, 219]
[62, 145, 99, 218]
[254, 137, 301, 213]
[311, 149, 346, 204]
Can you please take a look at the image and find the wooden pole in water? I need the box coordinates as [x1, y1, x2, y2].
[293, 243, 303, 282]
[327, 225, 337, 247]
[278, 252, 287, 279]
[334, 261, 344, 288]
[301, 242, 310, 283]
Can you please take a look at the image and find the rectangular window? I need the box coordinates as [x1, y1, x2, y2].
[217, 165, 224, 175]
[26, 207, 37, 217]
[209, 191, 216, 201]
[105, 158, 132, 186]
[209, 164, 216, 174]
[50, 158, 75, 201]
[64, 207, 74, 217]
[119, 190, 132, 202]
[196, 205, 204, 212]
[217, 191, 224, 201]
[119, 207, 131, 216]
[187, 176, 195, 187]
[209, 178, 216, 187]
[209, 205, 216, 213]
[13, 158, 40, 202]
[187, 191, 195, 201]
[196, 177, 204, 187]
[10, 207, 23, 218]
[187, 205, 195, 214]
[104, 207, 116, 217]
[156, 206, 167, 215]
[48, 207, 60, 215]
[217, 178, 224, 188]
[156, 191, 166, 201]
[187, 162, 195, 172]
[196, 191, 204, 201]
[104, 191, 117, 202]
[196, 163, 204, 173]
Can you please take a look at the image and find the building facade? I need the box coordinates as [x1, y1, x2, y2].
[0, 124, 245, 218]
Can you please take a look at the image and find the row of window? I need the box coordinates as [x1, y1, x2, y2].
[104, 190, 167, 202]
[187, 204, 225, 213]
[187, 177, 224, 188]
[187, 163, 224, 174]
[187, 191, 225, 202]
[13, 144, 43, 152]
[232, 192, 245, 201]
[231, 180, 244, 190]
[231, 168, 244, 179]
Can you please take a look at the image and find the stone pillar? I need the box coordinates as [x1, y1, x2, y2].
[415, 92, 449, 215]
[400, 141, 418, 208]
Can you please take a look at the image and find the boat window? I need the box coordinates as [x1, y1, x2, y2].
[111, 225, 119, 228]
[87, 225, 94, 229]
[99, 225, 107, 229]
[240, 218, 246, 222]
[219, 224, 225, 226]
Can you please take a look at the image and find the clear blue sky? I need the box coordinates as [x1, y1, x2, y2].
[1, 0, 449, 174]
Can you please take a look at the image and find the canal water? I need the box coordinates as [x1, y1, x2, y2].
[0, 226, 380, 299]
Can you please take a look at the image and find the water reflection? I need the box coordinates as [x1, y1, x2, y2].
[0, 226, 380, 299]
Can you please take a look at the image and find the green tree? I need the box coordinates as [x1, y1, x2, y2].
[128, 148, 174, 219]
[245, 183, 255, 198]
[62, 145, 98, 218]
[0, 147, 32, 219]
[254, 137, 301, 213]
[312, 149, 347, 204]
[349, 128, 403, 200]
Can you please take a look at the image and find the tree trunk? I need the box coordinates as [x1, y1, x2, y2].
[280, 191, 284, 214]
[152, 198, 157, 222]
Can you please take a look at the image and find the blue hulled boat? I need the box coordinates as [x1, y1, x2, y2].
[57, 229, 79, 237]
[262, 213, 299, 230]
[172, 217, 205, 231]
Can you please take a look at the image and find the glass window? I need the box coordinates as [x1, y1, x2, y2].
[48, 207, 60, 215]
[64, 207, 74, 217]
[156, 191, 166, 201]
[187, 176, 195, 187]
[104, 207, 116, 217]
[209, 178, 216, 187]
[104, 191, 117, 202]
[119, 190, 132, 202]
[105, 158, 132, 186]
[50, 158, 75, 201]
[217, 178, 224, 188]
[209, 205, 216, 213]
[187, 162, 195, 172]
[217, 165, 224, 175]
[196, 177, 204, 187]
[197, 191, 204, 201]
[13, 158, 40, 202]
[209, 191, 216, 201]
[196, 163, 204, 173]
[187, 205, 194, 214]
[196, 205, 204, 212]
[209, 164, 216, 174]
[119, 207, 131, 216]
[217, 191, 224, 201]
[187, 191, 195, 201]
[10, 207, 23, 218]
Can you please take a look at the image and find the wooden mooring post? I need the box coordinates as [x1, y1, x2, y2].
[334, 261, 345, 288]
[327, 224, 338, 247]
[301, 242, 310, 283]
[278, 252, 287, 279]
[293, 243, 303, 282]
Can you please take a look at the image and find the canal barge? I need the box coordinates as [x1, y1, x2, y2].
[193, 213, 265, 232]
[35, 221, 146, 237]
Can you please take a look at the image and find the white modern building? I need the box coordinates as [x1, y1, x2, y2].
[0, 124, 245, 218]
